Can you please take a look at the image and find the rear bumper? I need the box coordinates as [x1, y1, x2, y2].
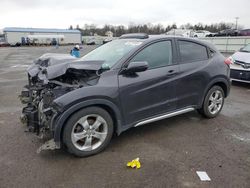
[230, 69, 250, 83]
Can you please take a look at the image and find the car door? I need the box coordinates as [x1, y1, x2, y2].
[176, 39, 210, 109]
[118, 40, 180, 126]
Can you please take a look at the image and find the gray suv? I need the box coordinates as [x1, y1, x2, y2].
[20, 34, 230, 157]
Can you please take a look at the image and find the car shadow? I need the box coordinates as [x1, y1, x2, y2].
[40, 111, 206, 159]
[109, 110, 204, 148]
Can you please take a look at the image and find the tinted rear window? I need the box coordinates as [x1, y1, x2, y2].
[178, 40, 208, 62]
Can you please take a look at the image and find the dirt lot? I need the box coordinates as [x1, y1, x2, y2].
[0, 46, 249, 188]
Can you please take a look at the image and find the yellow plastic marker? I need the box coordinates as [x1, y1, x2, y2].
[127, 158, 141, 169]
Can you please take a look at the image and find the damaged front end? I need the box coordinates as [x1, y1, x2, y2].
[19, 53, 105, 151]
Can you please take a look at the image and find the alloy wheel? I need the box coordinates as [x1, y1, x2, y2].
[208, 90, 223, 115]
[71, 114, 108, 151]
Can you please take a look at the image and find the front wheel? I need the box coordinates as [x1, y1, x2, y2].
[63, 107, 114, 157]
[198, 86, 225, 118]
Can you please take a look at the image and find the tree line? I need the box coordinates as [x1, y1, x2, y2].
[69, 22, 242, 37]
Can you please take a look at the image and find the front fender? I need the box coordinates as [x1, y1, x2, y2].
[52, 99, 123, 148]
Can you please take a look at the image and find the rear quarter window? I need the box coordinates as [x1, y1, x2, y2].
[178, 40, 208, 63]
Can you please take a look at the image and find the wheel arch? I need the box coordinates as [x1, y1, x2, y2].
[213, 81, 229, 97]
[199, 77, 230, 107]
[52, 99, 123, 148]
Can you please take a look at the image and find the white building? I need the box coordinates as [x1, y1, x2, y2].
[3, 27, 81, 45]
[105, 31, 113, 38]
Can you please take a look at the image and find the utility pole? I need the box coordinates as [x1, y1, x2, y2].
[235, 17, 239, 29]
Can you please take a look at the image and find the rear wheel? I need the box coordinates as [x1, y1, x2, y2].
[63, 107, 114, 157]
[198, 86, 224, 118]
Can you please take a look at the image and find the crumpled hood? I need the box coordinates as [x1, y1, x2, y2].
[232, 51, 250, 64]
[27, 53, 104, 82]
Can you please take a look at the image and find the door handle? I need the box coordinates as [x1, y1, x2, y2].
[167, 70, 176, 75]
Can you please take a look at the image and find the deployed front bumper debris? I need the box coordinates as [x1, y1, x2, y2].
[37, 139, 60, 153]
[20, 53, 104, 149]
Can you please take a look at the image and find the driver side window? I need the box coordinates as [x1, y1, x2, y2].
[130, 40, 172, 69]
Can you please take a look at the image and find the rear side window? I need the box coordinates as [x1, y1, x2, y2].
[178, 40, 208, 62]
[130, 41, 172, 69]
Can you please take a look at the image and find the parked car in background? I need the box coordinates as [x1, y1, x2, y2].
[193, 30, 213, 38]
[166, 29, 194, 37]
[0, 37, 9, 47]
[0, 39, 9, 47]
[103, 37, 113, 44]
[215, 29, 239, 37]
[20, 34, 230, 157]
[238, 29, 250, 36]
[229, 44, 250, 83]
[10, 42, 21, 47]
[86, 39, 96, 45]
[0, 41, 9, 47]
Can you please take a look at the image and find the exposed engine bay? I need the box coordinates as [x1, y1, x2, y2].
[20, 53, 105, 139]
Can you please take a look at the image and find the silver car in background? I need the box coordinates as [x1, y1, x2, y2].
[229, 44, 250, 83]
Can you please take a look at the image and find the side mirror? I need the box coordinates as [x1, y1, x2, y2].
[124, 61, 148, 74]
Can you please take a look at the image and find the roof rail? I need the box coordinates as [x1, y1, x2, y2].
[119, 33, 149, 39]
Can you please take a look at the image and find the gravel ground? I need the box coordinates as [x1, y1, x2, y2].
[0, 46, 249, 188]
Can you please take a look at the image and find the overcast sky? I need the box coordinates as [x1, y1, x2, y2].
[1, 0, 250, 29]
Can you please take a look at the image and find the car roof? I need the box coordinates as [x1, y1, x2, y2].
[119, 34, 217, 51]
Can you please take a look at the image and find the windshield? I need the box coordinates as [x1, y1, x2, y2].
[240, 44, 250, 53]
[81, 39, 143, 68]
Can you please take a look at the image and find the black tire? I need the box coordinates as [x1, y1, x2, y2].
[63, 107, 114, 157]
[198, 86, 225, 118]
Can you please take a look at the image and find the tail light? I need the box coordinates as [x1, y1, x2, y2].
[224, 56, 234, 66]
